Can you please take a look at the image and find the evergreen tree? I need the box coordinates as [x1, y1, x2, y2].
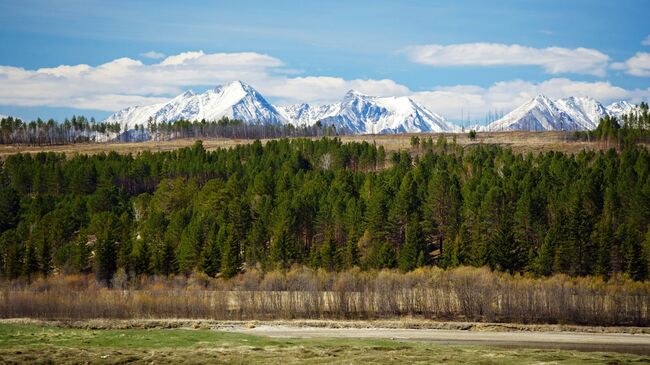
[200, 228, 221, 277]
[91, 212, 120, 286]
[221, 224, 241, 279]
[0, 185, 19, 232]
[398, 221, 426, 271]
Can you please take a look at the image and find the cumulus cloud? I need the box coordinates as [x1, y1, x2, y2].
[643, 35, 650, 46]
[140, 51, 166, 59]
[0, 51, 647, 122]
[260, 76, 411, 105]
[611, 52, 650, 77]
[406, 43, 610, 76]
[0, 51, 411, 112]
[411, 78, 648, 121]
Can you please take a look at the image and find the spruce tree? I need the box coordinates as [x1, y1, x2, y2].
[221, 224, 241, 279]
[200, 229, 221, 277]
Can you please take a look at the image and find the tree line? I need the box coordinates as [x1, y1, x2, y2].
[575, 101, 650, 148]
[0, 115, 340, 145]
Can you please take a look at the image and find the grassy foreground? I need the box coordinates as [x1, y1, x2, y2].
[0, 324, 646, 364]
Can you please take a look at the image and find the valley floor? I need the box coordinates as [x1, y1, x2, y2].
[0, 131, 629, 158]
[1, 321, 649, 364]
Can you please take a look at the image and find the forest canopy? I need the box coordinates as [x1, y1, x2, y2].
[1, 135, 649, 284]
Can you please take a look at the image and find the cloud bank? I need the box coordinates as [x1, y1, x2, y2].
[406, 43, 610, 77]
[612, 52, 650, 77]
[0, 50, 647, 122]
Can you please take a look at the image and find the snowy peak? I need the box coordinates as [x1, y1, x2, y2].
[487, 95, 574, 131]
[280, 92, 458, 134]
[277, 103, 340, 127]
[487, 95, 638, 132]
[104, 81, 286, 130]
[555, 96, 608, 130]
[606, 101, 637, 118]
[104, 81, 640, 134]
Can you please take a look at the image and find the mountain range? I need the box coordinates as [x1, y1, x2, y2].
[103, 80, 638, 134]
[483, 95, 635, 132]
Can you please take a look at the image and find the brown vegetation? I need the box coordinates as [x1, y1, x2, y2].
[2, 266, 648, 326]
[1, 131, 642, 158]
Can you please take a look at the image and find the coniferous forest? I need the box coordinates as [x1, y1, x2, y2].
[1, 134, 649, 284]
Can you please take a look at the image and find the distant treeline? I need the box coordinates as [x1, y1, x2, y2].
[0, 115, 339, 145]
[575, 102, 650, 147]
[0, 115, 121, 145]
[147, 117, 339, 140]
[1, 136, 649, 285]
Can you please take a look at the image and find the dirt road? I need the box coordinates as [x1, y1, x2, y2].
[229, 325, 650, 355]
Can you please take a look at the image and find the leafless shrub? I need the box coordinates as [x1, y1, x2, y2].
[1, 267, 648, 325]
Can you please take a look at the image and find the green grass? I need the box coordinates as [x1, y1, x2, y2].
[0, 323, 646, 364]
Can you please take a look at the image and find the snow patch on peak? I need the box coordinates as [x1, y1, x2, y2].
[606, 101, 637, 118]
[555, 96, 607, 130]
[487, 94, 575, 131]
[487, 95, 638, 132]
[104, 81, 286, 130]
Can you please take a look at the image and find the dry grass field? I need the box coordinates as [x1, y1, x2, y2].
[0, 131, 627, 158]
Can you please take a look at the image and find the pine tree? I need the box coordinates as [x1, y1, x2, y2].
[91, 212, 120, 286]
[176, 218, 202, 275]
[133, 240, 152, 276]
[23, 241, 39, 281]
[425, 167, 461, 251]
[398, 221, 426, 271]
[200, 229, 221, 277]
[388, 171, 418, 246]
[221, 224, 241, 279]
[343, 234, 359, 269]
[566, 194, 595, 275]
[0, 230, 22, 279]
[488, 218, 525, 274]
[0, 185, 19, 232]
[270, 201, 298, 269]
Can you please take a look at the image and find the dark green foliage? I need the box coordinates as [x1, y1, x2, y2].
[90, 212, 120, 286]
[1, 130, 649, 282]
[0, 185, 19, 232]
[398, 221, 426, 271]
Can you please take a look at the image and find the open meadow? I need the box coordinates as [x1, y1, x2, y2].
[2, 322, 650, 365]
[0, 131, 629, 158]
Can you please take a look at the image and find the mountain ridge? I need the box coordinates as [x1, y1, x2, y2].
[103, 81, 639, 134]
[484, 95, 637, 132]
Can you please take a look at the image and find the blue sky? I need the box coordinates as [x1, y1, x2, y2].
[0, 0, 648, 123]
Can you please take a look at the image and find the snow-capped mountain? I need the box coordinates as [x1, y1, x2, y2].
[104, 81, 641, 135]
[104, 81, 286, 131]
[107, 82, 458, 134]
[555, 96, 608, 130]
[606, 101, 636, 118]
[277, 103, 340, 127]
[486, 95, 638, 132]
[486, 95, 576, 131]
[279, 90, 459, 133]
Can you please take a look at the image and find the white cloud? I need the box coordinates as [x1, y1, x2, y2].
[0, 51, 411, 112]
[140, 51, 166, 59]
[406, 43, 610, 76]
[260, 76, 411, 105]
[611, 52, 650, 77]
[411, 78, 648, 122]
[643, 35, 650, 46]
[0, 51, 647, 123]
